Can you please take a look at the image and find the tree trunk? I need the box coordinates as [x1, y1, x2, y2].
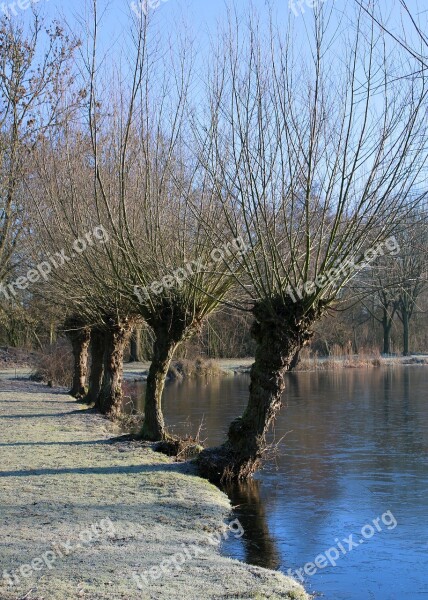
[287, 349, 301, 372]
[140, 298, 202, 442]
[403, 310, 410, 356]
[84, 328, 105, 404]
[382, 310, 392, 355]
[96, 321, 132, 419]
[323, 339, 330, 356]
[129, 327, 142, 362]
[352, 327, 359, 355]
[49, 322, 56, 345]
[67, 326, 91, 398]
[140, 335, 178, 441]
[198, 297, 323, 482]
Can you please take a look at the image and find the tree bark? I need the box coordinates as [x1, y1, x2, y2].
[198, 297, 323, 482]
[67, 325, 91, 398]
[84, 327, 105, 404]
[96, 321, 132, 419]
[140, 298, 202, 442]
[129, 327, 143, 362]
[287, 349, 301, 372]
[140, 335, 178, 441]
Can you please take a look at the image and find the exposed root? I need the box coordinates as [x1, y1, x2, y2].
[155, 436, 204, 461]
[197, 444, 260, 484]
[103, 402, 125, 422]
[73, 389, 89, 403]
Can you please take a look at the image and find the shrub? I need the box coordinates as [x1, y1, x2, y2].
[168, 357, 223, 381]
[31, 339, 73, 387]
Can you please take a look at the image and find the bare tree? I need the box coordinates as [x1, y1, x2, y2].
[77, 4, 244, 440]
[129, 327, 143, 362]
[359, 208, 428, 355]
[394, 217, 428, 355]
[26, 118, 138, 417]
[0, 14, 77, 335]
[365, 283, 399, 355]
[357, 251, 402, 355]
[194, 8, 428, 481]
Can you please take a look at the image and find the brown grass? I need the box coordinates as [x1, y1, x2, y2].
[295, 345, 385, 371]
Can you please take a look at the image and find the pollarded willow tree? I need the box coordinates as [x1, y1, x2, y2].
[120, 193, 246, 442]
[80, 4, 246, 441]
[194, 7, 428, 481]
[26, 114, 139, 416]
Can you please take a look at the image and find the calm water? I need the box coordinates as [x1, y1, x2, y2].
[125, 368, 428, 600]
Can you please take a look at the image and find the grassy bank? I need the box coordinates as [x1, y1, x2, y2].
[0, 377, 309, 600]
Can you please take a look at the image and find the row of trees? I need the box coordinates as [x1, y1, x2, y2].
[361, 218, 427, 355]
[1, 3, 427, 481]
[2, 281, 428, 360]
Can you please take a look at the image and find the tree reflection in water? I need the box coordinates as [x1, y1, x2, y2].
[221, 478, 280, 570]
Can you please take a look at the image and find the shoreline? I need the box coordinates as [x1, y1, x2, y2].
[1, 353, 427, 384]
[0, 378, 309, 600]
[121, 355, 428, 382]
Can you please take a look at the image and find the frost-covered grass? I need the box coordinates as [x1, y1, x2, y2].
[0, 378, 309, 600]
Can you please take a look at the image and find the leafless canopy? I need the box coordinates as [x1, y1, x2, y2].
[194, 7, 428, 312]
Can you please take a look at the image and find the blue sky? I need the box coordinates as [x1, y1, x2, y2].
[5, 0, 427, 120]
[9, 0, 428, 54]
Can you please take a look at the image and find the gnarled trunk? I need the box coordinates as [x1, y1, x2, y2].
[84, 327, 105, 405]
[66, 324, 91, 398]
[198, 297, 323, 482]
[140, 298, 201, 442]
[97, 321, 132, 419]
[141, 335, 178, 441]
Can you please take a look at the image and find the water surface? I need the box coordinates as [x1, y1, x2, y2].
[126, 368, 428, 600]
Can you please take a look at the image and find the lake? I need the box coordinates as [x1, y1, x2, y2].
[124, 367, 428, 600]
